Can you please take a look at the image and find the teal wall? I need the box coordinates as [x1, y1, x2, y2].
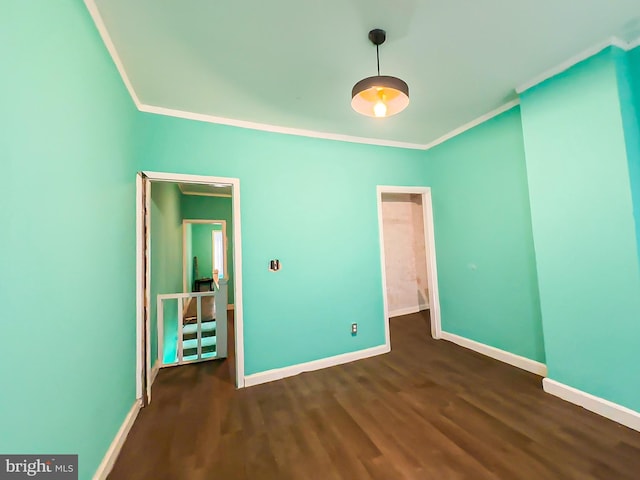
[135, 115, 428, 375]
[150, 182, 184, 365]
[181, 194, 235, 302]
[629, 46, 640, 257]
[0, 2, 138, 479]
[629, 46, 640, 99]
[424, 107, 545, 362]
[616, 46, 640, 264]
[520, 48, 640, 411]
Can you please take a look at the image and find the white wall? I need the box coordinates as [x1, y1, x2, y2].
[381, 193, 429, 317]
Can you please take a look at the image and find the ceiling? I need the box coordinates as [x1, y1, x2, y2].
[92, 0, 640, 146]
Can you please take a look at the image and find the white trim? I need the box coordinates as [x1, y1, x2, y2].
[377, 186, 442, 341]
[92, 400, 140, 480]
[422, 188, 441, 338]
[138, 104, 427, 150]
[138, 171, 245, 388]
[142, 171, 229, 185]
[157, 291, 216, 300]
[231, 177, 245, 388]
[516, 38, 613, 93]
[376, 191, 392, 349]
[150, 359, 160, 387]
[611, 37, 633, 50]
[156, 293, 164, 370]
[440, 331, 547, 376]
[144, 177, 151, 403]
[135, 174, 143, 400]
[244, 344, 389, 387]
[182, 192, 232, 198]
[627, 36, 640, 51]
[543, 378, 640, 432]
[422, 100, 520, 150]
[84, 0, 142, 107]
[516, 36, 638, 94]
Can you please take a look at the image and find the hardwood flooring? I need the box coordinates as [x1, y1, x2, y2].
[109, 311, 640, 479]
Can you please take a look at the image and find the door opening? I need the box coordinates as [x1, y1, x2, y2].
[136, 172, 245, 406]
[377, 186, 441, 346]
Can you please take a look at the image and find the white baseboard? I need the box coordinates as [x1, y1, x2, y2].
[543, 378, 640, 432]
[93, 400, 141, 480]
[244, 344, 390, 387]
[389, 303, 429, 318]
[440, 331, 547, 376]
[150, 359, 160, 387]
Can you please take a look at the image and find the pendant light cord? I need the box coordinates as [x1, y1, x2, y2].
[376, 44, 380, 76]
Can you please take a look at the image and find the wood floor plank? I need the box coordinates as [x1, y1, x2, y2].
[108, 311, 640, 479]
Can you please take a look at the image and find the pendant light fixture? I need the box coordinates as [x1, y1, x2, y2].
[351, 29, 409, 118]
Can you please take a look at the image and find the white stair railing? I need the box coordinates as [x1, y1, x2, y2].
[156, 282, 228, 367]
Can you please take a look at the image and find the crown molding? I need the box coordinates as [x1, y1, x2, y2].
[84, 0, 142, 107]
[628, 35, 640, 51]
[516, 36, 640, 94]
[516, 37, 616, 94]
[422, 100, 520, 151]
[138, 104, 427, 150]
[611, 36, 633, 50]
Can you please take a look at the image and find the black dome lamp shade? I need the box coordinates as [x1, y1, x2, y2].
[351, 29, 409, 118]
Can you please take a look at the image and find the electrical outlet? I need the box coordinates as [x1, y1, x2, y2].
[351, 323, 358, 335]
[269, 259, 281, 271]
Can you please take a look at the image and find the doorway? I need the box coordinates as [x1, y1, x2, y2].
[377, 186, 441, 344]
[182, 219, 228, 293]
[136, 171, 245, 406]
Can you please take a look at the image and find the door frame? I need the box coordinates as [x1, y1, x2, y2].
[136, 171, 245, 405]
[376, 186, 442, 343]
[135, 173, 149, 403]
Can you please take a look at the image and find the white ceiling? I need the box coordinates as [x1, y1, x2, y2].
[91, 0, 640, 146]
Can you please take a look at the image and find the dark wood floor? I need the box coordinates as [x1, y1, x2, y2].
[109, 312, 640, 479]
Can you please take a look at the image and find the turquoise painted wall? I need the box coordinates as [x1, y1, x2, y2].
[149, 182, 184, 365]
[134, 115, 428, 375]
[616, 46, 640, 264]
[520, 48, 640, 412]
[629, 46, 640, 98]
[191, 223, 217, 280]
[0, 2, 138, 479]
[181, 194, 235, 303]
[424, 107, 545, 362]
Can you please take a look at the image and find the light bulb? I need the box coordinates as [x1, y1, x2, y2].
[373, 100, 387, 118]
